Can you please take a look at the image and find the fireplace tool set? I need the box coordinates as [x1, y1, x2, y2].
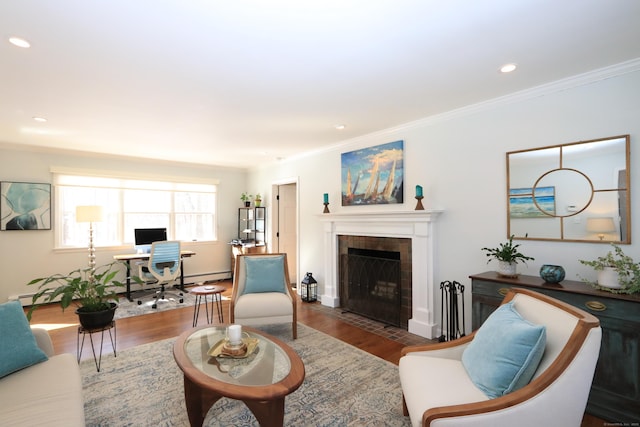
[438, 280, 466, 342]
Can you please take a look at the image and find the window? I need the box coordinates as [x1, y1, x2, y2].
[53, 172, 217, 248]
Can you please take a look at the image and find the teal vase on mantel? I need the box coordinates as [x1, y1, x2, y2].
[540, 264, 566, 284]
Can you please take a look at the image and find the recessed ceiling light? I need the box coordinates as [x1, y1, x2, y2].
[335, 124, 346, 130]
[32, 116, 47, 122]
[9, 37, 31, 48]
[500, 63, 517, 73]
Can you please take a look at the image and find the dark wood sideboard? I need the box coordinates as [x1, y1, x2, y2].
[470, 271, 640, 423]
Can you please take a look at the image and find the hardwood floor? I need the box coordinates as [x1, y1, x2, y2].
[25, 280, 606, 427]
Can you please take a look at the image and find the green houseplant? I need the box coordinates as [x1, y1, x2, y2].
[26, 261, 134, 328]
[578, 244, 640, 294]
[482, 235, 535, 277]
[240, 192, 253, 207]
[254, 193, 262, 207]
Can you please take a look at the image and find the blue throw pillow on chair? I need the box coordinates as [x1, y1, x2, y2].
[0, 300, 48, 378]
[462, 301, 546, 399]
[243, 255, 286, 294]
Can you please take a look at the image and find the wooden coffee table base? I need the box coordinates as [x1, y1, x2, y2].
[175, 326, 304, 427]
[183, 374, 286, 427]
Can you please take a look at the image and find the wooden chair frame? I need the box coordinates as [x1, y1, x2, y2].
[229, 253, 298, 339]
[401, 288, 600, 426]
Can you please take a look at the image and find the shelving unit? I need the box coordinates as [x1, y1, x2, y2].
[238, 207, 265, 244]
[231, 207, 267, 277]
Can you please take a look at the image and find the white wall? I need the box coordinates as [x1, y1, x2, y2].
[0, 146, 247, 302]
[2, 69, 639, 334]
[249, 70, 640, 333]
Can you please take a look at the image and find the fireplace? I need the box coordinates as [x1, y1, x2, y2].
[339, 236, 411, 328]
[320, 210, 442, 339]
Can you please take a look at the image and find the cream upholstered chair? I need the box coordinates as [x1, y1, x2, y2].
[229, 253, 297, 339]
[399, 288, 601, 427]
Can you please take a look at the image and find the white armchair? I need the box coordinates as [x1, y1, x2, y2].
[399, 288, 601, 427]
[229, 253, 297, 339]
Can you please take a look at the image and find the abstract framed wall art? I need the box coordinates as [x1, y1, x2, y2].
[509, 186, 555, 218]
[1, 181, 51, 230]
[341, 140, 404, 206]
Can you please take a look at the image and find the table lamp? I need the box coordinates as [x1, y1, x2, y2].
[76, 205, 104, 273]
[586, 217, 616, 241]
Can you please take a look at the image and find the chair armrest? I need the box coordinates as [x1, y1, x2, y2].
[401, 332, 476, 360]
[31, 327, 55, 357]
[418, 325, 602, 427]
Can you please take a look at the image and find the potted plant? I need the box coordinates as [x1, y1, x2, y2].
[240, 192, 253, 207]
[254, 193, 262, 207]
[481, 235, 535, 277]
[578, 243, 640, 294]
[26, 261, 134, 328]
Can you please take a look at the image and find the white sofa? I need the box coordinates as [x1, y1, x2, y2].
[0, 328, 85, 426]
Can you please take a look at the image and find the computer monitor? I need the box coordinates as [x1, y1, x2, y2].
[134, 227, 167, 253]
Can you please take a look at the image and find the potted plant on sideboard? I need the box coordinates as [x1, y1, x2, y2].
[579, 243, 640, 294]
[26, 261, 136, 328]
[481, 235, 535, 277]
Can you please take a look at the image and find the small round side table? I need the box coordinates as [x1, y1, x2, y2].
[190, 284, 225, 327]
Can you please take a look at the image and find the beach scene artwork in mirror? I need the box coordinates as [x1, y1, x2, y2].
[341, 140, 404, 206]
[509, 186, 555, 218]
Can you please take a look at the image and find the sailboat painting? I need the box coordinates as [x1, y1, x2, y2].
[341, 140, 404, 206]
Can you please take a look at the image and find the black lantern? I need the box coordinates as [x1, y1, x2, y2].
[300, 272, 317, 303]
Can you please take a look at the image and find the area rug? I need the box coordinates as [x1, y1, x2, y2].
[80, 323, 411, 426]
[114, 285, 228, 320]
[113, 291, 197, 320]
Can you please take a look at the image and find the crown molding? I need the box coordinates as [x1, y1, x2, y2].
[301, 58, 640, 157]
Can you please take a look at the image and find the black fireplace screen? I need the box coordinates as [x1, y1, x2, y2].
[340, 248, 401, 327]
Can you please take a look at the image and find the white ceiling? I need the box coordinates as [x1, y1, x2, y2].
[2, 0, 640, 169]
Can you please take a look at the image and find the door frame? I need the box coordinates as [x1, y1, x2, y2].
[271, 177, 300, 286]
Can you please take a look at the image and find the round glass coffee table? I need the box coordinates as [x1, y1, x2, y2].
[173, 325, 305, 427]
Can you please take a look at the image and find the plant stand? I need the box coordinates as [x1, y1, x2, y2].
[77, 320, 116, 372]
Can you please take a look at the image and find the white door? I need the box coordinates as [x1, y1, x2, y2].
[277, 183, 297, 285]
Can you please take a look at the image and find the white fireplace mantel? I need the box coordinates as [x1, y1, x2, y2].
[319, 210, 443, 339]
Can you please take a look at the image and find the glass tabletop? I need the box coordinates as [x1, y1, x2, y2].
[183, 326, 291, 386]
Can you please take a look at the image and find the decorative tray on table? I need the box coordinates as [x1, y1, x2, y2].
[208, 337, 259, 359]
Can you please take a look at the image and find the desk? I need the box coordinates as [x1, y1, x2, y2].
[114, 250, 196, 301]
[230, 243, 266, 278]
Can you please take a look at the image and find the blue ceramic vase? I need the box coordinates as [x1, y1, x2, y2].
[540, 264, 566, 283]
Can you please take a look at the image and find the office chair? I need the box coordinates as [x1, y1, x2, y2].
[136, 240, 184, 309]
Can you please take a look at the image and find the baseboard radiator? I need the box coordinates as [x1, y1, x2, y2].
[8, 270, 232, 306]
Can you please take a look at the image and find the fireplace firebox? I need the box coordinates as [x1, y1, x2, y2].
[338, 235, 412, 329]
[341, 248, 401, 326]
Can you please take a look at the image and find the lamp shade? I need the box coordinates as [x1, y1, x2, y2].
[76, 205, 104, 223]
[586, 217, 616, 233]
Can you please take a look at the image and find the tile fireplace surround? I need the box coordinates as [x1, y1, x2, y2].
[320, 210, 442, 339]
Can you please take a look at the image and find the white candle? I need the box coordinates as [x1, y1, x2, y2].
[228, 324, 242, 345]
